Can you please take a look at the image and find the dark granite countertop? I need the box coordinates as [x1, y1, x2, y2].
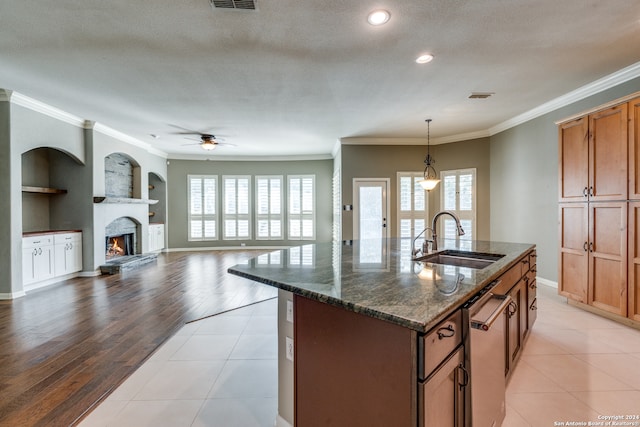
[228, 238, 534, 333]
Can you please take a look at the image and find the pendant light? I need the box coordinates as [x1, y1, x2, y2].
[418, 119, 440, 191]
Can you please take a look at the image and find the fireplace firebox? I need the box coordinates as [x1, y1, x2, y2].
[105, 233, 134, 259]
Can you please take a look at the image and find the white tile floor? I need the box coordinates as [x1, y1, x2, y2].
[80, 285, 640, 427]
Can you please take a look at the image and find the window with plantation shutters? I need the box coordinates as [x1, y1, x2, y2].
[288, 175, 315, 240]
[440, 169, 476, 245]
[255, 176, 283, 240]
[223, 176, 251, 240]
[397, 172, 429, 242]
[188, 175, 218, 241]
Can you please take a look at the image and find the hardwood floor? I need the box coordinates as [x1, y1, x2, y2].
[0, 250, 275, 427]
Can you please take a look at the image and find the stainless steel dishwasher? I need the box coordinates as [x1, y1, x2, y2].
[463, 282, 512, 427]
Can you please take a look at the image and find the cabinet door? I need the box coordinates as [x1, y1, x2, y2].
[34, 245, 54, 281]
[22, 247, 37, 285]
[559, 117, 589, 202]
[71, 241, 82, 273]
[559, 203, 589, 302]
[420, 346, 465, 427]
[54, 243, 69, 275]
[507, 282, 525, 369]
[589, 202, 627, 316]
[629, 202, 640, 321]
[630, 97, 640, 200]
[589, 103, 628, 201]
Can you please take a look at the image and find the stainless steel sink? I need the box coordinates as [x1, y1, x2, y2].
[414, 250, 505, 269]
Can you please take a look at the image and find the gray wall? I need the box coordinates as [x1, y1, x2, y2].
[341, 138, 491, 241]
[0, 99, 15, 296]
[490, 76, 640, 282]
[167, 158, 334, 248]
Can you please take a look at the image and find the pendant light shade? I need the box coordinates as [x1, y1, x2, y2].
[417, 119, 440, 191]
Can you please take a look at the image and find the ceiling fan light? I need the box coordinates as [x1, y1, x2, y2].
[201, 141, 217, 150]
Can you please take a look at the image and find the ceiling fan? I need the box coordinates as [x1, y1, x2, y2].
[168, 125, 235, 151]
[183, 134, 236, 151]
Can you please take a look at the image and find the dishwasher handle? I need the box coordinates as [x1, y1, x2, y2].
[470, 294, 512, 331]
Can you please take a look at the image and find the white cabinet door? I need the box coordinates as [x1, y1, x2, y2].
[54, 233, 82, 275]
[23, 235, 55, 284]
[34, 245, 54, 281]
[148, 224, 165, 252]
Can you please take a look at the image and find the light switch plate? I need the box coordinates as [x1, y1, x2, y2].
[286, 299, 293, 323]
[285, 336, 294, 361]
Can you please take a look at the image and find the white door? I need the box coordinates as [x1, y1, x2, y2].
[353, 179, 389, 240]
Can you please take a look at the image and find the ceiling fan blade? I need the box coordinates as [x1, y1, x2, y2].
[180, 142, 202, 146]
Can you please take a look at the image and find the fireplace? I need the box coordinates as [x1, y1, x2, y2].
[105, 234, 134, 259]
[104, 217, 139, 261]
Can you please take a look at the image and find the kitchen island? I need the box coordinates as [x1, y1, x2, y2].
[228, 238, 536, 427]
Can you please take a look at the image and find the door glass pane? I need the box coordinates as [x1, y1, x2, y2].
[443, 175, 456, 210]
[359, 187, 383, 239]
[459, 174, 473, 211]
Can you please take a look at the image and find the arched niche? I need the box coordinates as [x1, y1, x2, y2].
[21, 147, 86, 233]
[148, 171, 167, 224]
[104, 152, 142, 199]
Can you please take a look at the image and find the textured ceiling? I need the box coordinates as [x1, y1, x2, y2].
[1, 0, 639, 158]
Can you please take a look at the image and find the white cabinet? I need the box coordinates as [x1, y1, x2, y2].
[54, 232, 83, 276]
[148, 224, 165, 252]
[22, 235, 55, 285]
[22, 232, 82, 288]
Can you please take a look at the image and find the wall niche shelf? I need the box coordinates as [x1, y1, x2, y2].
[22, 186, 68, 195]
[93, 197, 158, 205]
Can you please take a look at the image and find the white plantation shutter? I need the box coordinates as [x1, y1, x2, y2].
[397, 173, 429, 240]
[256, 176, 283, 240]
[188, 175, 218, 240]
[440, 169, 476, 241]
[223, 176, 251, 240]
[288, 175, 315, 240]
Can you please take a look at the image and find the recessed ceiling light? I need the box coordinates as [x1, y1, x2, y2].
[416, 54, 434, 64]
[367, 10, 390, 26]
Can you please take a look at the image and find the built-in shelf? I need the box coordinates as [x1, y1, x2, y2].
[93, 197, 158, 205]
[22, 186, 67, 195]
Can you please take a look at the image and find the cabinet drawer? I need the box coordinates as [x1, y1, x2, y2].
[23, 235, 53, 248]
[494, 261, 522, 295]
[54, 232, 82, 245]
[419, 310, 462, 379]
[529, 251, 537, 269]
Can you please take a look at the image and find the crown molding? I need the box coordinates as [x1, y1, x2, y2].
[0, 89, 12, 101]
[340, 130, 490, 146]
[93, 123, 168, 158]
[168, 153, 333, 161]
[489, 60, 640, 135]
[9, 92, 86, 127]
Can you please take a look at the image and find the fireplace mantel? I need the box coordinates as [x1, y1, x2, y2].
[93, 197, 158, 205]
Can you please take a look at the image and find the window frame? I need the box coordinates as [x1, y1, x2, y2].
[287, 174, 316, 241]
[255, 175, 284, 240]
[439, 168, 477, 241]
[396, 172, 430, 241]
[187, 174, 219, 241]
[222, 175, 252, 240]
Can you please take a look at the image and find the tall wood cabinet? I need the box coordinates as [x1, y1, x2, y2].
[558, 93, 640, 325]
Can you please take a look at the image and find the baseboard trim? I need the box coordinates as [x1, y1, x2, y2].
[0, 290, 26, 300]
[536, 277, 557, 289]
[166, 246, 292, 252]
[275, 414, 293, 427]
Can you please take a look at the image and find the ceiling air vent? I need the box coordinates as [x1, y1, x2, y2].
[210, 0, 256, 10]
[469, 92, 494, 99]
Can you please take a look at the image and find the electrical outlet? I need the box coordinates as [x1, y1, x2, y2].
[286, 299, 293, 323]
[285, 336, 294, 361]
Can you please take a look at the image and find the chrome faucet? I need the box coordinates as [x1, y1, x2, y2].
[430, 211, 465, 251]
[412, 226, 434, 258]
